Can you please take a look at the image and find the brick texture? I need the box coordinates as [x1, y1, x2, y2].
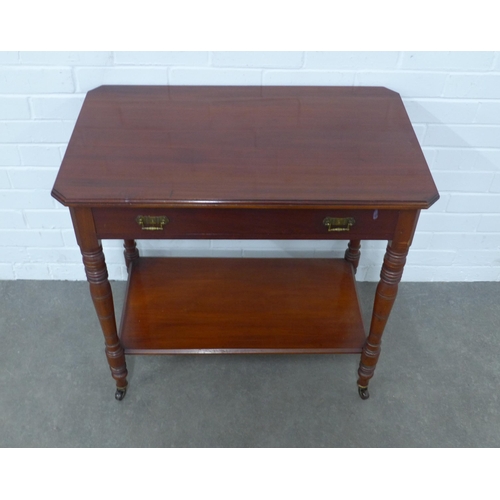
[304, 52, 399, 69]
[0, 51, 499, 281]
[212, 52, 303, 68]
[0, 67, 74, 93]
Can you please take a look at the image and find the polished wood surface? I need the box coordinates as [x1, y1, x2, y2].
[123, 239, 139, 270]
[357, 210, 420, 397]
[69, 207, 128, 397]
[52, 86, 439, 209]
[344, 239, 362, 273]
[119, 257, 366, 354]
[92, 207, 399, 240]
[52, 85, 439, 399]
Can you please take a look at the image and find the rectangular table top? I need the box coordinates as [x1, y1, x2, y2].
[52, 85, 439, 209]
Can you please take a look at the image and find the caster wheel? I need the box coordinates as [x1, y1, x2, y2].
[115, 387, 127, 401]
[358, 386, 370, 400]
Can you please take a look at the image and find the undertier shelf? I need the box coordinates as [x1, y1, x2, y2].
[119, 257, 366, 354]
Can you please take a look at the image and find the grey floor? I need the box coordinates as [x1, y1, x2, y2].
[1, 279, 499, 447]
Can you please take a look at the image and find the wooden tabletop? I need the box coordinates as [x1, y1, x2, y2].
[52, 85, 439, 209]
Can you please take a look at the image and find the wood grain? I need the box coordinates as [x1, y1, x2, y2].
[52, 86, 439, 399]
[119, 257, 366, 354]
[92, 207, 399, 240]
[357, 210, 420, 390]
[52, 86, 439, 209]
[69, 207, 128, 391]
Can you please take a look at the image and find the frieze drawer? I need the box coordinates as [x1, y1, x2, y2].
[92, 207, 399, 240]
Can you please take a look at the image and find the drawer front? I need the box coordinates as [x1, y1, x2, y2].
[92, 207, 399, 240]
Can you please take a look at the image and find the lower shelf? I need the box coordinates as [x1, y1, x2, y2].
[119, 257, 366, 354]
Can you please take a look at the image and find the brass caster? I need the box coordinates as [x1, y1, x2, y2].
[358, 386, 370, 400]
[115, 387, 127, 401]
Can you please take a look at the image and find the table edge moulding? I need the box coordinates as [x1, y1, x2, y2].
[51, 85, 439, 401]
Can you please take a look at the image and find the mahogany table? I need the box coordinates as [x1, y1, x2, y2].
[51, 85, 439, 401]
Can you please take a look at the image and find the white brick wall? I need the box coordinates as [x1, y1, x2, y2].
[1, 51, 499, 281]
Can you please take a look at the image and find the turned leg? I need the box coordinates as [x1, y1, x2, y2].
[70, 208, 128, 400]
[344, 239, 361, 273]
[83, 247, 128, 400]
[357, 211, 420, 399]
[124, 239, 139, 271]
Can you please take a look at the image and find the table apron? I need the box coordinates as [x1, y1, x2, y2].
[91, 207, 400, 240]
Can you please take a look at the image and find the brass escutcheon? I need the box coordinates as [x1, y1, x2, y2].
[135, 215, 169, 231]
[323, 217, 355, 232]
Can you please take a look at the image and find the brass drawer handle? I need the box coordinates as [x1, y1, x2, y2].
[136, 215, 169, 231]
[323, 217, 355, 232]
